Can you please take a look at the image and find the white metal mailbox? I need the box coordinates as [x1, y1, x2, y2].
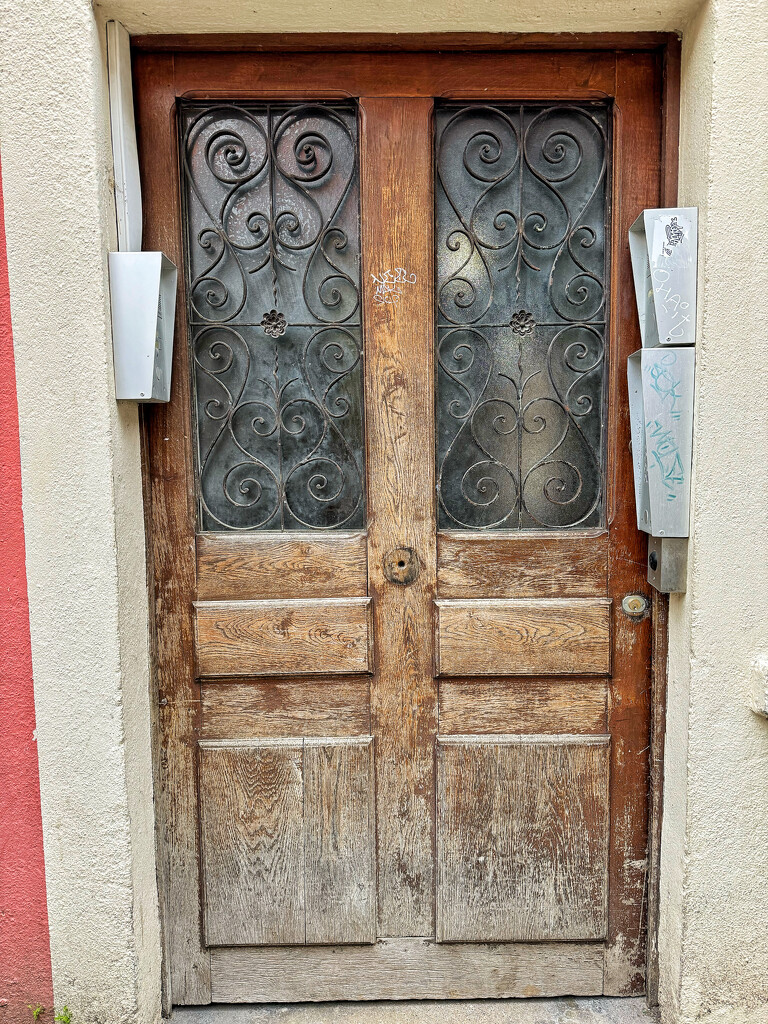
[629, 207, 697, 348]
[627, 346, 695, 594]
[627, 347, 695, 538]
[109, 251, 178, 402]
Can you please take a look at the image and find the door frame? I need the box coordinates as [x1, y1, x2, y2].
[133, 32, 680, 1010]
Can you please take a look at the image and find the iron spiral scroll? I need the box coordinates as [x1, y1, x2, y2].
[435, 102, 610, 530]
[181, 101, 365, 531]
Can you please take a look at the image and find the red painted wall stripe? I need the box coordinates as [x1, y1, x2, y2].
[0, 153, 54, 1022]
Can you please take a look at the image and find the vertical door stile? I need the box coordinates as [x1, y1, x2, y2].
[360, 96, 438, 937]
[603, 52, 660, 995]
[135, 55, 213, 1004]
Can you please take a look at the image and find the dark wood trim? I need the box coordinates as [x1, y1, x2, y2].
[661, 34, 682, 210]
[603, 49, 661, 996]
[646, 33, 680, 1007]
[132, 31, 678, 54]
[135, 51, 212, 1004]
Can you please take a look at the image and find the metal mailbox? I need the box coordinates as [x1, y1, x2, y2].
[109, 251, 178, 402]
[627, 347, 695, 538]
[627, 347, 695, 593]
[629, 207, 697, 348]
[628, 206, 698, 594]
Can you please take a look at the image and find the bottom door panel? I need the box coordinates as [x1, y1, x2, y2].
[436, 734, 610, 943]
[199, 736, 375, 947]
[210, 938, 604, 1001]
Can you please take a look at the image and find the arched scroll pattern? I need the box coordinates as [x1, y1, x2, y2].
[181, 102, 365, 531]
[435, 103, 609, 530]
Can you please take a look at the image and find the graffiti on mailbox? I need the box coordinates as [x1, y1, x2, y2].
[645, 351, 687, 504]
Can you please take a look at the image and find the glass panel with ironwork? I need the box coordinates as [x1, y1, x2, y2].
[181, 102, 365, 531]
[435, 103, 610, 530]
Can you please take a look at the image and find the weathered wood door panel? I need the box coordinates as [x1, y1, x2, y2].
[435, 734, 610, 943]
[136, 45, 665, 1005]
[199, 736, 375, 946]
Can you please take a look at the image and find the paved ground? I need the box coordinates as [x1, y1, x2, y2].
[174, 999, 659, 1024]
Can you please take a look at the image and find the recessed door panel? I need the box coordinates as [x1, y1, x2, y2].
[436, 734, 610, 942]
[199, 737, 375, 947]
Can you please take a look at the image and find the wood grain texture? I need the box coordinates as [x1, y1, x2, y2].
[199, 737, 375, 947]
[135, 52, 212, 1004]
[602, 52, 661, 996]
[199, 740, 305, 946]
[134, 32, 675, 53]
[436, 599, 611, 677]
[438, 678, 608, 735]
[437, 532, 608, 598]
[201, 679, 370, 739]
[196, 533, 368, 601]
[210, 939, 605, 1001]
[436, 735, 610, 943]
[194, 598, 372, 677]
[361, 96, 437, 936]
[170, 51, 617, 103]
[304, 737, 376, 944]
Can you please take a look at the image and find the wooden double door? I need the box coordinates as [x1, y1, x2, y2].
[137, 43, 667, 1005]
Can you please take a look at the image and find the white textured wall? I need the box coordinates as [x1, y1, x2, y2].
[0, 2, 161, 1022]
[659, 0, 768, 1022]
[2, 0, 767, 1022]
[96, 0, 700, 35]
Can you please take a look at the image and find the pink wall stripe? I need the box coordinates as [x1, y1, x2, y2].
[0, 152, 54, 1023]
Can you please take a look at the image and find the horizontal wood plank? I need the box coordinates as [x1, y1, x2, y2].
[437, 532, 608, 598]
[436, 734, 610, 942]
[134, 32, 673, 53]
[171, 51, 617, 101]
[210, 938, 604, 1000]
[196, 532, 367, 601]
[201, 679, 370, 738]
[436, 599, 611, 677]
[195, 598, 373, 677]
[438, 678, 608, 734]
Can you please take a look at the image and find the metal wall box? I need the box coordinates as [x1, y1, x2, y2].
[109, 251, 177, 402]
[628, 347, 694, 538]
[629, 207, 697, 347]
[646, 537, 688, 595]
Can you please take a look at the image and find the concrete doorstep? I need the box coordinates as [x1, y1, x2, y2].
[173, 999, 659, 1024]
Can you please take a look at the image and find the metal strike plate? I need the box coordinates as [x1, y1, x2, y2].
[383, 547, 420, 586]
[647, 536, 688, 594]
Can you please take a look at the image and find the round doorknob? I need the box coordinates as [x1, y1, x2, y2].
[383, 547, 420, 586]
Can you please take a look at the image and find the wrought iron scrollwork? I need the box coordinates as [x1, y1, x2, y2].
[181, 102, 365, 531]
[435, 103, 610, 530]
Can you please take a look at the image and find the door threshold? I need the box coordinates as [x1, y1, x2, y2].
[172, 999, 658, 1024]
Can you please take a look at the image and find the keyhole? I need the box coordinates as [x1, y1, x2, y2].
[383, 547, 420, 586]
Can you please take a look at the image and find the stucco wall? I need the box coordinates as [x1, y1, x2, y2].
[0, 2, 161, 1022]
[1, 0, 767, 1023]
[659, 1, 768, 1022]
